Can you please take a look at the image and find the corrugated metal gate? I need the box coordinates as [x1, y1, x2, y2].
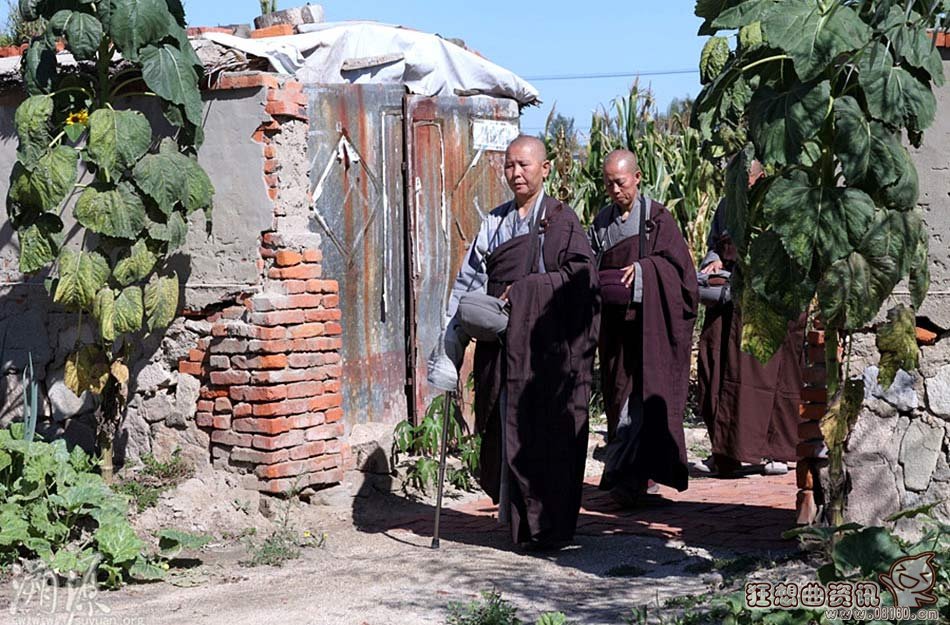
[307, 85, 519, 426]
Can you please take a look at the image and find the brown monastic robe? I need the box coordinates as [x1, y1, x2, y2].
[473, 195, 600, 544]
[697, 229, 804, 465]
[596, 200, 697, 493]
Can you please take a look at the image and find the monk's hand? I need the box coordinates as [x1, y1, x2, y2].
[621, 263, 637, 288]
[700, 259, 724, 274]
[499, 284, 512, 302]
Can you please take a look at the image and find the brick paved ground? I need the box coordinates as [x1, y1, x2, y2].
[389, 471, 799, 553]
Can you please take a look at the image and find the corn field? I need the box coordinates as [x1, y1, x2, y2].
[544, 82, 724, 263]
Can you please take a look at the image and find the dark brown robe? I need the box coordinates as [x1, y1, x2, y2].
[597, 201, 697, 493]
[697, 232, 804, 464]
[473, 195, 600, 544]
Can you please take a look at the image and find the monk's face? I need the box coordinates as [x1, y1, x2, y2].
[504, 141, 550, 204]
[603, 159, 641, 211]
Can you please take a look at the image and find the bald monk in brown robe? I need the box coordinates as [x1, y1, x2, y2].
[696, 161, 804, 477]
[429, 136, 600, 548]
[590, 150, 698, 505]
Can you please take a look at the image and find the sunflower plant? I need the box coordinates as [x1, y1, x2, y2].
[6, 0, 214, 481]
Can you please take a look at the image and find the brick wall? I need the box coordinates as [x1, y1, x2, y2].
[797, 328, 828, 524]
[177, 71, 350, 495]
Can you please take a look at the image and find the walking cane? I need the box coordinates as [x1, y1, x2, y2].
[431, 389, 454, 549]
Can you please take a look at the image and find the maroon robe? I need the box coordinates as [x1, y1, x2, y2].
[597, 200, 697, 492]
[473, 195, 600, 544]
[697, 233, 804, 465]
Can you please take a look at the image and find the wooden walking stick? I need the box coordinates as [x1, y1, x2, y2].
[431, 389, 454, 549]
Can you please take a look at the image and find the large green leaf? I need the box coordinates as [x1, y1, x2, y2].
[0, 507, 30, 546]
[722, 147, 750, 251]
[140, 44, 203, 125]
[24, 38, 56, 95]
[47, 10, 103, 60]
[95, 520, 143, 564]
[17, 216, 62, 273]
[108, 0, 171, 61]
[114, 285, 143, 333]
[113, 239, 157, 286]
[762, 170, 874, 270]
[148, 211, 188, 250]
[876, 304, 919, 389]
[739, 282, 788, 363]
[747, 231, 815, 319]
[833, 96, 870, 184]
[760, 0, 870, 82]
[711, 0, 774, 30]
[908, 223, 930, 309]
[860, 123, 919, 210]
[74, 183, 147, 239]
[832, 527, 904, 577]
[133, 148, 187, 215]
[94, 287, 116, 342]
[818, 209, 922, 329]
[19, 0, 43, 21]
[86, 108, 152, 180]
[144, 273, 179, 331]
[176, 153, 214, 213]
[53, 249, 110, 309]
[14, 95, 53, 166]
[158, 528, 211, 557]
[859, 42, 936, 134]
[883, 7, 945, 87]
[9, 147, 79, 211]
[129, 555, 167, 581]
[749, 80, 830, 166]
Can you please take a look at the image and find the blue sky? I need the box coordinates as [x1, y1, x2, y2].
[182, 1, 706, 138]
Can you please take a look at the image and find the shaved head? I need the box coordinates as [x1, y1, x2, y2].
[506, 135, 547, 161]
[603, 149, 640, 175]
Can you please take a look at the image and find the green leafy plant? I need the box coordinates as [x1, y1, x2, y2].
[394, 393, 481, 494]
[241, 480, 326, 567]
[7, 0, 215, 482]
[0, 0, 46, 47]
[259, 0, 277, 15]
[446, 590, 575, 625]
[0, 423, 203, 588]
[692, 0, 944, 524]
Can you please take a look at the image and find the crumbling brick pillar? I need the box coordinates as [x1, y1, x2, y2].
[178, 71, 349, 494]
[796, 327, 828, 524]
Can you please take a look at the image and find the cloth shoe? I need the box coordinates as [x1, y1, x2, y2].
[762, 460, 788, 475]
[426, 350, 458, 391]
[692, 456, 718, 475]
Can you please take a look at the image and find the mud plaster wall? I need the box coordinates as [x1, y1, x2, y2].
[0, 87, 275, 467]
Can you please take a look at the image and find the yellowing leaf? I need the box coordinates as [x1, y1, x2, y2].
[64, 346, 110, 396]
[110, 361, 129, 386]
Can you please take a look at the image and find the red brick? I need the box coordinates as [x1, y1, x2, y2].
[796, 440, 827, 459]
[304, 309, 341, 322]
[248, 310, 305, 326]
[325, 439, 342, 454]
[252, 397, 310, 417]
[197, 400, 214, 412]
[807, 330, 825, 346]
[196, 337, 212, 350]
[251, 23, 295, 38]
[188, 349, 205, 362]
[289, 322, 325, 339]
[234, 403, 253, 417]
[179, 361, 203, 376]
[264, 173, 280, 188]
[269, 264, 322, 280]
[916, 326, 938, 345]
[800, 387, 827, 403]
[263, 158, 279, 174]
[324, 364, 343, 378]
[275, 250, 303, 266]
[289, 441, 326, 460]
[252, 429, 306, 450]
[210, 370, 252, 386]
[200, 388, 229, 399]
[250, 367, 325, 384]
[209, 355, 231, 369]
[267, 187, 279, 201]
[798, 420, 822, 440]
[807, 346, 829, 365]
[286, 353, 326, 368]
[306, 279, 338, 293]
[196, 412, 213, 428]
[233, 417, 290, 435]
[214, 397, 233, 413]
[222, 305, 247, 320]
[212, 415, 231, 430]
[259, 246, 276, 259]
[256, 456, 336, 479]
[799, 403, 826, 421]
[263, 145, 277, 159]
[286, 381, 324, 399]
[245, 339, 294, 354]
[231, 447, 289, 465]
[279, 280, 309, 295]
[309, 393, 342, 412]
[323, 379, 341, 393]
[305, 422, 344, 441]
[211, 430, 253, 447]
[325, 407, 343, 423]
[323, 353, 341, 365]
[231, 385, 288, 402]
[210, 338, 249, 354]
[324, 322, 342, 336]
[322, 294, 339, 308]
[232, 354, 289, 370]
[214, 72, 280, 90]
[796, 461, 815, 490]
[802, 367, 827, 386]
[249, 294, 322, 312]
[187, 26, 236, 37]
[265, 99, 308, 121]
[302, 249, 322, 262]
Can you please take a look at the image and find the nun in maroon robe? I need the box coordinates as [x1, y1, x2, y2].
[591, 150, 698, 503]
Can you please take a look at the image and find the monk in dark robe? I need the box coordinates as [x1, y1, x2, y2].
[428, 136, 599, 548]
[696, 161, 804, 476]
[590, 149, 698, 505]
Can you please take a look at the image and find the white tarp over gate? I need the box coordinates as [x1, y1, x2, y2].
[202, 21, 539, 106]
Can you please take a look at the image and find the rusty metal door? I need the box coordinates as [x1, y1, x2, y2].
[307, 85, 408, 426]
[404, 94, 520, 421]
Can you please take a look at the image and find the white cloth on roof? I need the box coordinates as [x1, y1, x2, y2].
[202, 21, 539, 105]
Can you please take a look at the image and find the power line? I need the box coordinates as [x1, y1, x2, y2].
[524, 68, 699, 82]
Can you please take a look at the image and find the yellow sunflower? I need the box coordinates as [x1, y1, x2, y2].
[65, 110, 89, 126]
